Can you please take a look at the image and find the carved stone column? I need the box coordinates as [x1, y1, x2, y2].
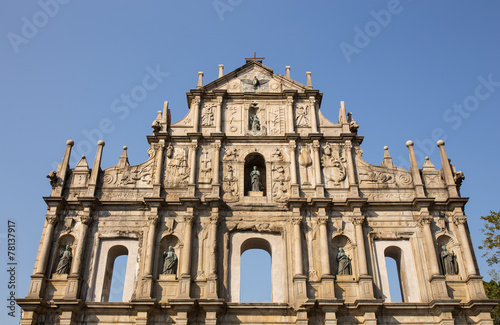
[36, 213, 59, 275]
[65, 202, 93, 299]
[454, 212, 490, 298]
[309, 96, 318, 133]
[215, 95, 223, 133]
[352, 212, 374, 298]
[27, 207, 59, 298]
[318, 208, 334, 298]
[179, 213, 194, 298]
[139, 206, 159, 299]
[153, 141, 165, 197]
[192, 96, 201, 133]
[207, 208, 219, 298]
[353, 215, 367, 276]
[188, 140, 198, 197]
[344, 141, 359, 198]
[286, 95, 294, 133]
[289, 140, 299, 197]
[453, 214, 476, 276]
[212, 141, 221, 197]
[290, 203, 307, 304]
[312, 140, 324, 197]
[417, 209, 449, 299]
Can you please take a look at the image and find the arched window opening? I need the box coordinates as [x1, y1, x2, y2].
[385, 256, 403, 302]
[240, 248, 272, 303]
[101, 245, 128, 302]
[108, 255, 128, 302]
[384, 246, 406, 302]
[244, 153, 266, 196]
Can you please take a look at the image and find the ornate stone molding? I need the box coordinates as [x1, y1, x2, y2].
[317, 215, 328, 225]
[184, 215, 194, 225]
[352, 216, 365, 226]
[417, 215, 433, 227]
[291, 216, 302, 226]
[80, 214, 93, 226]
[46, 214, 59, 225]
[453, 215, 467, 226]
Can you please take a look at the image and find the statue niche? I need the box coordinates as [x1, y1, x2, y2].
[51, 234, 74, 277]
[158, 235, 180, 278]
[244, 153, 266, 196]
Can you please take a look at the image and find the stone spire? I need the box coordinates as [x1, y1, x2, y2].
[116, 146, 130, 168]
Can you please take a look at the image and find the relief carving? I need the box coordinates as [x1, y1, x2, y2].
[223, 165, 239, 202]
[321, 143, 346, 187]
[201, 103, 215, 126]
[272, 180, 289, 202]
[199, 151, 212, 184]
[296, 105, 309, 127]
[165, 147, 190, 187]
[299, 146, 313, 186]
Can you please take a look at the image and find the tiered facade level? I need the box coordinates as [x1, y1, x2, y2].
[18, 60, 497, 324]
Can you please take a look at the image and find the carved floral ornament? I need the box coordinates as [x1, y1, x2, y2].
[46, 214, 59, 225]
[417, 214, 433, 227]
[453, 215, 467, 225]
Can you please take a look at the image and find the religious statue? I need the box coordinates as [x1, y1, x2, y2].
[336, 247, 352, 275]
[162, 246, 178, 275]
[250, 114, 260, 133]
[250, 166, 261, 192]
[55, 245, 72, 274]
[440, 246, 458, 275]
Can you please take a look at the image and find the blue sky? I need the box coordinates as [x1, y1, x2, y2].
[1, 0, 500, 318]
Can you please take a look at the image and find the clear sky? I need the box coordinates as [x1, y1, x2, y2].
[1, 0, 500, 319]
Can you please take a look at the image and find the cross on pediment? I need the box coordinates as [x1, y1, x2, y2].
[245, 52, 265, 62]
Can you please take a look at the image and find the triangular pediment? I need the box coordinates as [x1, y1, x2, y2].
[203, 60, 308, 93]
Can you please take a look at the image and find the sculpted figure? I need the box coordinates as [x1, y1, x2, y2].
[296, 105, 309, 127]
[440, 245, 458, 275]
[163, 246, 178, 275]
[250, 166, 261, 192]
[336, 247, 352, 275]
[55, 245, 72, 274]
[201, 104, 214, 126]
[250, 114, 260, 133]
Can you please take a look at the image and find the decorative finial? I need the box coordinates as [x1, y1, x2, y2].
[197, 71, 204, 89]
[285, 66, 291, 78]
[218, 64, 224, 78]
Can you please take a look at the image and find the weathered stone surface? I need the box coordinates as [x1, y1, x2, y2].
[17, 60, 496, 324]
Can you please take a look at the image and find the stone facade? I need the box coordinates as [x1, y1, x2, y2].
[17, 60, 497, 324]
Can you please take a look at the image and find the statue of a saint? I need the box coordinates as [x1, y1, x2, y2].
[250, 114, 260, 133]
[162, 246, 178, 275]
[440, 246, 458, 275]
[250, 166, 261, 192]
[337, 247, 352, 275]
[55, 245, 72, 274]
